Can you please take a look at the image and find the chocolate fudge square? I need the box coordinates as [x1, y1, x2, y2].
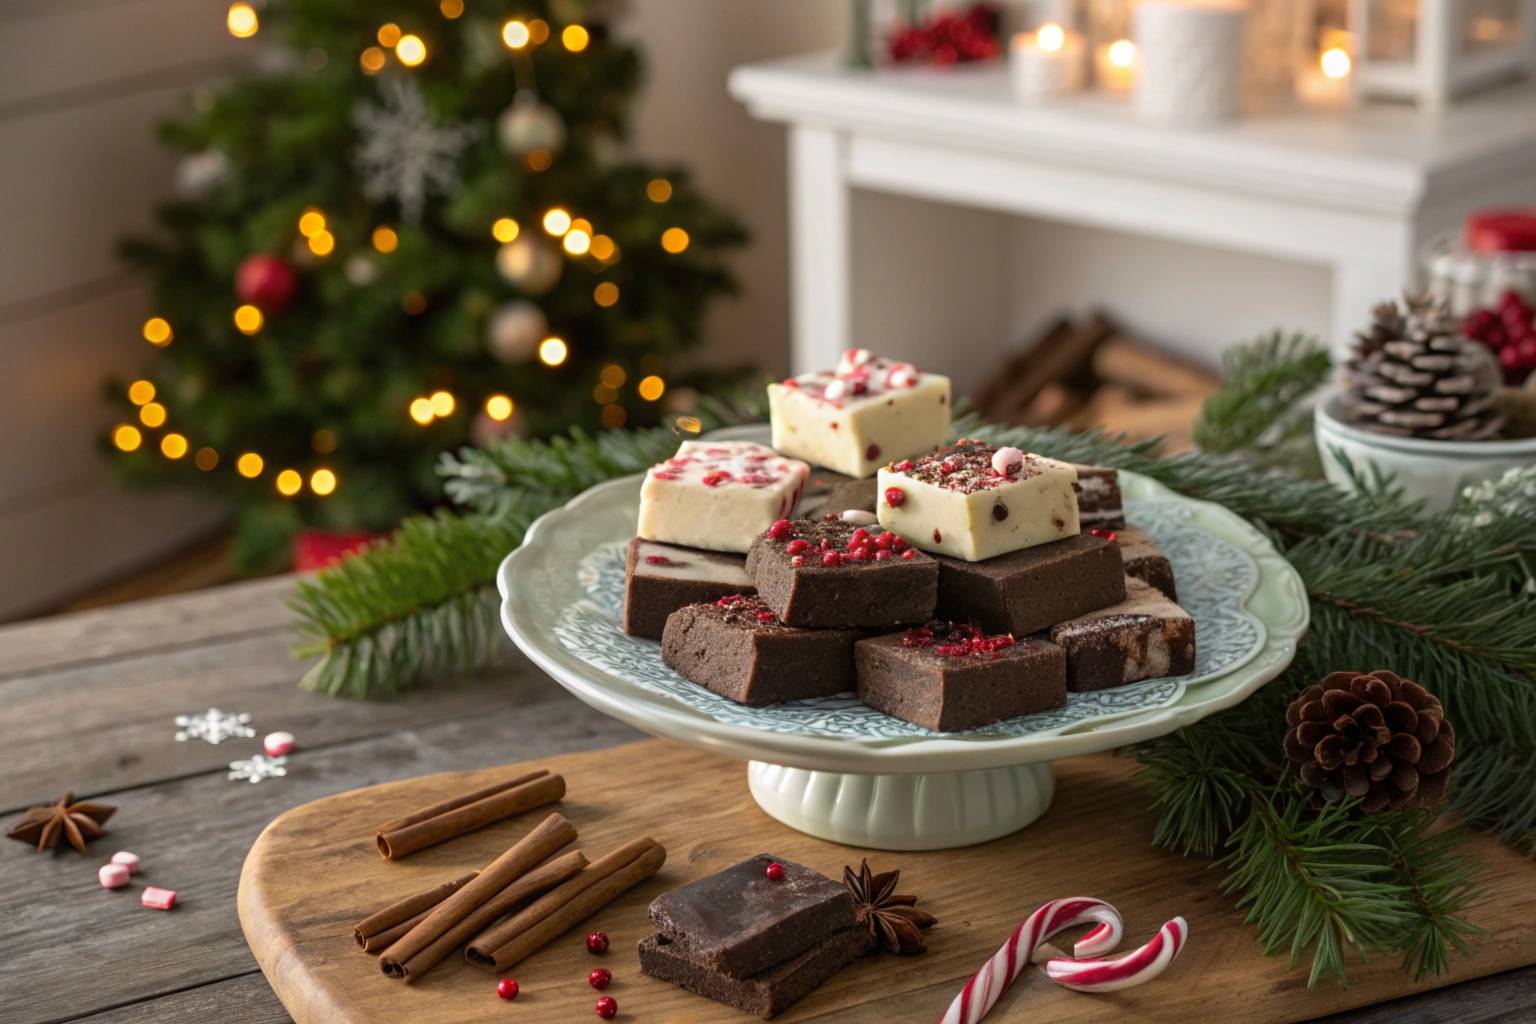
[934, 532, 1125, 636]
[639, 927, 873, 1019]
[1115, 525, 1177, 601]
[855, 623, 1068, 732]
[1050, 577, 1196, 691]
[794, 472, 878, 519]
[1072, 464, 1126, 531]
[661, 597, 862, 706]
[745, 518, 938, 629]
[646, 854, 858, 979]
[623, 537, 755, 641]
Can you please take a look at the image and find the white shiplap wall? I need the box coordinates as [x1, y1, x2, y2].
[0, 0, 253, 620]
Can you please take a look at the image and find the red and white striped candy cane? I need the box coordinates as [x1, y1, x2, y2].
[936, 898, 1123, 1024]
[1046, 916, 1189, 993]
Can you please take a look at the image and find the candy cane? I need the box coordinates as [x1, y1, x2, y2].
[937, 898, 1123, 1024]
[1046, 917, 1189, 993]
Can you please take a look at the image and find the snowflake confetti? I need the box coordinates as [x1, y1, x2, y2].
[354, 79, 477, 222]
[228, 753, 288, 784]
[174, 708, 255, 744]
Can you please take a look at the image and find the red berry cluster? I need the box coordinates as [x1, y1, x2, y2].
[888, 3, 1000, 65]
[1465, 290, 1536, 383]
[904, 621, 1016, 659]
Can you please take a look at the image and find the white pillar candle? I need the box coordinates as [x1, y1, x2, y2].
[1132, 0, 1245, 121]
[1009, 24, 1087, 102]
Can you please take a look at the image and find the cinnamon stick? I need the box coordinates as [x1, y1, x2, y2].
[379, 813, 576, 979]
[394, 850, 589, 981]
[465, 836, 666, 973]
[353, 871, 478, 952]
[376, 771, 565, 859]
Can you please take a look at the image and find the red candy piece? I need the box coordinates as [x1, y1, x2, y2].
[766, 861, 785, 880]
[587, 931, 609, 954]
[901, 549, 915, 559]
[767, 519, 794, 540]
[595, 996, 618, 1019]
[822, 550, 843, 567]
[786, 538, 810, 555]
[497, 978, 520, 1001]
[141, 887, 177, 910]
[589, 968, 612, 990]
[884, 487, 906, 507]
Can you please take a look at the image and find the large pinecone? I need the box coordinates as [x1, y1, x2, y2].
[1340, 295, 1504, 440]
[1283, 670, 1456, 814]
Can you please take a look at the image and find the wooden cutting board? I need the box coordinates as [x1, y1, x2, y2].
[239, 739, 1536, 1024]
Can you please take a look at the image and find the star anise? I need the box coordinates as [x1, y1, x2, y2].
[843, 859, 936, 955]
[7, 793, 115, 852]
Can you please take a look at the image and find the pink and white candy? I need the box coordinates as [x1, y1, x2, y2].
[990, 447, 1025, 478]
[938, 897, 1124, 1024]
[1046, 916, 1189, 993]
[263, 731, 296, 757]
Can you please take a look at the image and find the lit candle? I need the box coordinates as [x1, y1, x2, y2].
[1009, 23, 1086, 102]
[1095, 38, 1137, 93]
[1295, 46, 1354, 105]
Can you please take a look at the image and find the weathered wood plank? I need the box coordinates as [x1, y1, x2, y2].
[68, 973, 290, 1024]
[0, 576, 298, 680]
[0, 696, 641, 1024]
[1303, 964, 1536, 1024]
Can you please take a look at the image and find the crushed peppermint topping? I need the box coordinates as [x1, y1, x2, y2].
[714, 594, 780, 627]
[644, 555, 675, 565]
[645, 441, 807, 495]
[902, 621, 1017, 659]
[781, 351, 926, 407]
[765, 518, 918, 568]
[888, 442, 1062, 494]
[1090, 528, 1119, 543]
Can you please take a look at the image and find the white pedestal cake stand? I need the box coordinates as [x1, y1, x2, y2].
[498, 447, 1307, 851]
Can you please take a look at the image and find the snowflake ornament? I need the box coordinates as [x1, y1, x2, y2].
[174, 708, 255, 744]
[354, 79, 477, 222]
[228, 753, 288, 784]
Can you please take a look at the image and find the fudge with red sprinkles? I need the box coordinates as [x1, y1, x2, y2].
[745, 518, 938, 628]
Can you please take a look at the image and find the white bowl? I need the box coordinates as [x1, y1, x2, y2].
[1314, 395, 1536, 514]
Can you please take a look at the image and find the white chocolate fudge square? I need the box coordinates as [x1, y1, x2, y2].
[876, 441, 1079, 561]
[768, 348, 950, 478]
[637, 441, 809, 554]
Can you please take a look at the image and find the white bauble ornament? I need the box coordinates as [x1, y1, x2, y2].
[487, 300, 548, 362]
[175, 149, 229, 200]
[497, 92, 566, 157]
[345, 255, 378, 286]
[496, 237, 562, 295]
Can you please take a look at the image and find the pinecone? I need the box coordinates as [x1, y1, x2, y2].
[1340, 295, 1505, 440]
[1283, 670, 1456, 814]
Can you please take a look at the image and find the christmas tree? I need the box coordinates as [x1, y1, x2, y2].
[110, 0, 746, 569]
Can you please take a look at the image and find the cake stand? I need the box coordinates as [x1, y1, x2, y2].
[498, 433, 1307, 851]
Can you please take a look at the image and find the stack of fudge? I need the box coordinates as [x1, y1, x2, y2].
[623, 349, 1196, 732]
[638, 854, 870, 1018]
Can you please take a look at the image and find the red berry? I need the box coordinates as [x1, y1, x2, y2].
[785, 538, 810, 555]
[933, 528, 943, 543]
[1519, 338, 1536, 366]
[766, 862, 785, 880]
[874, 548, 892, 561]
[791, 555, 805, 566]
[884, 487, 906, 507]
[595, 996, 618, 1019]
[822, 551, 843, 567]
[874, 531, 894, 549]
[587, 931, 609, 954]
[1501, 345, 1522, 370]
[865, 443, 880, 460]
[589, 968, 612, 990]
[847, 527, 871, 549]
[497, 979, 519, 1000]
[767, 519, 793, 540]
[901, 549, 916, 559]
[891, 535, 910, 551]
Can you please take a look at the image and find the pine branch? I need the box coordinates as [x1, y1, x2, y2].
[1381, 814, 1486, 981]
[1451, 744, 1536, 854]
[1193, 331, 1333, 471]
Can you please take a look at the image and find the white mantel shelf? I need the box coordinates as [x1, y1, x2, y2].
[729, 54, 1536, 367]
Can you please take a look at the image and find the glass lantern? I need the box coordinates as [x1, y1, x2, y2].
[1347, 0, 1536, 106]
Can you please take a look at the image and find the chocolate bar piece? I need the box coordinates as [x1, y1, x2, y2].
[933, 532, 1126, 636]
[623, 538, 756, 641]
[646, 854, 858, 979]
[745, 519, 938, 629]
[1050, 577, 1196, 691]
[1072, 465, 1126, 531]
[877, 441, 1080, 561]
[660, 597, 863, 705]
[855, 623, 1068, 732]
[1115, 525, 1177, 601]
[639, 927, 873, 1019]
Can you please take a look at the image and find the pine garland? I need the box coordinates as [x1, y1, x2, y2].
[288, 332, 1536, 988]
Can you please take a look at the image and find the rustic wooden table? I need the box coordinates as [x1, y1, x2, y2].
[2, 576, 1532, 1023]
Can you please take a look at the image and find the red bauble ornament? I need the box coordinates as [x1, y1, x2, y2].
[236, 253, 298, 312]
[1466, 209, 1536, 253]
[588, 968, 612, 990]
[595, 996, 618, 1019]
[496, 978, 519, 1000]
[587, 931, 609, 954]
[765, 862, 785, 881]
